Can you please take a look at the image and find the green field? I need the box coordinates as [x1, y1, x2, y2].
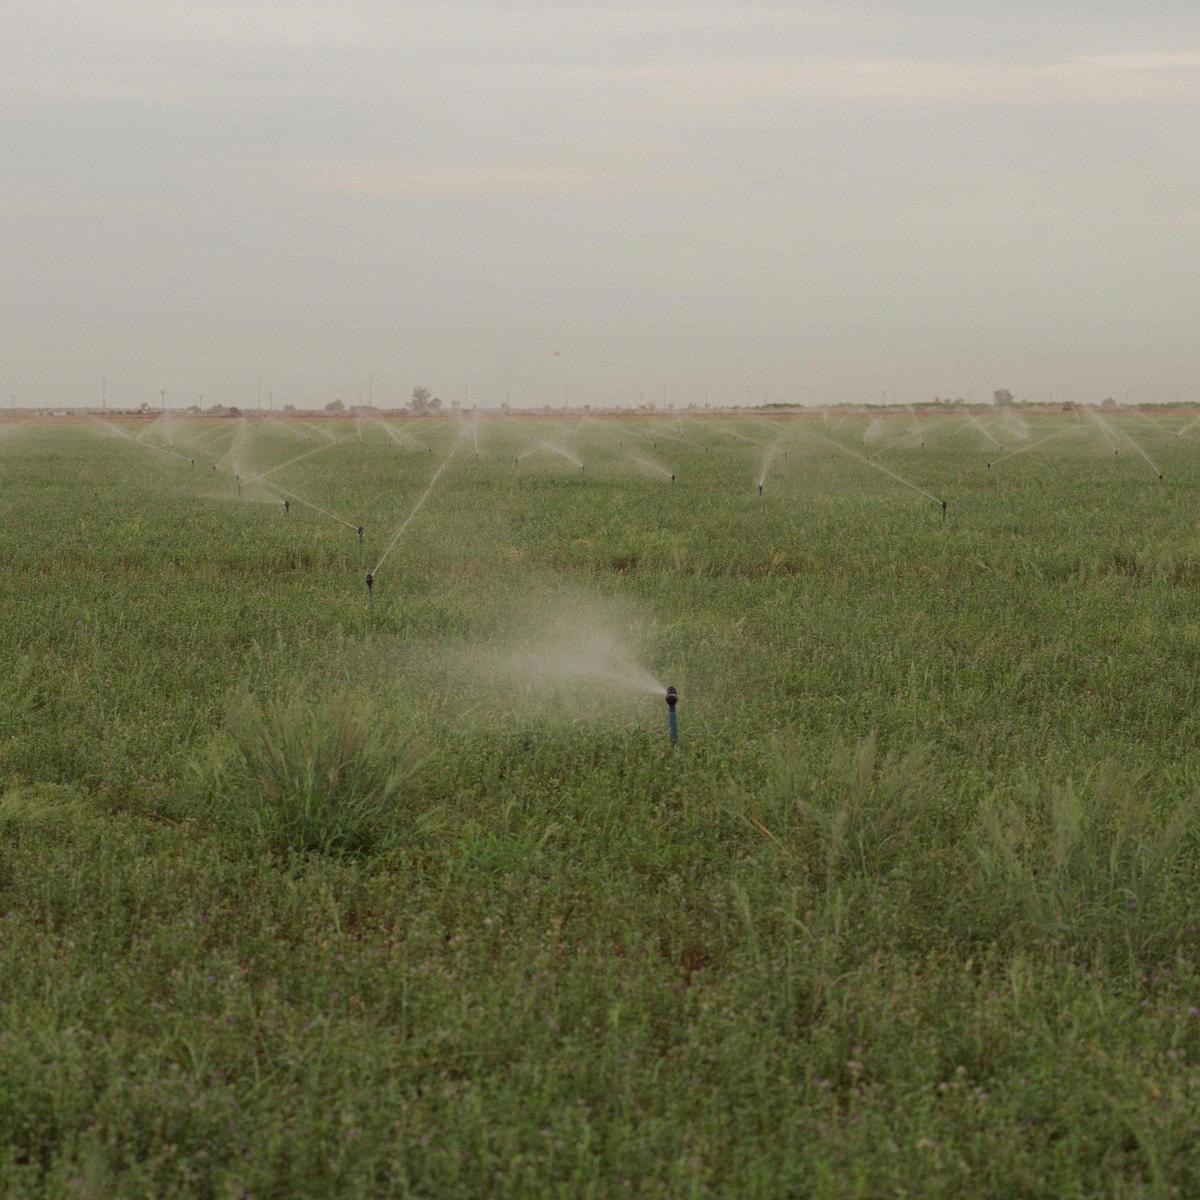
[3, 409, 1200, 1197]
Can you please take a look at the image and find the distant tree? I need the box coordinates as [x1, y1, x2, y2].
[325, 399, 345, 413]
[1102, 396, 1118, 408]
[409, 387, 441, 413]
[283, 403, 296, 412]
[993, 389, 1015, 407]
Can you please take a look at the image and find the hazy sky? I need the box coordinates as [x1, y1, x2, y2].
[4, 2, 1200, 408]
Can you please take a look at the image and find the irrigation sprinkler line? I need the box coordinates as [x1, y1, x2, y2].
[516, 440, 583, 467]
[189, 424, 238, 453]
[370, 443, 458, 580]
[244, 435, 349, 485]
[867, 429, 922, 461]
[987, 428, 1068, 468]
[965, 414, 1002, 448]
[374, 418, 429, 452]
[628, 453, 676, 482]
[647, 427, 708, 451]
[1119, 431, 1163, 478]
[718, 423, 773, 449]
[819, 434, 943, 507]
[1086, 412, 1120, 453]
[259, 480, 362, 531]
[1133, 410, 1172, 436]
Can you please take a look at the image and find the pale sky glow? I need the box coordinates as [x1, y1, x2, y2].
[4, 2, 1199, 408]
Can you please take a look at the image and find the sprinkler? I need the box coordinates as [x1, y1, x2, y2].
[671, 474, 676, 486]
[665, 686, 678, 746]
[758, 483, 763, 496]
[357, 525, 364, 544]
[236, 474, 242, 496]
[283, 499, 290, 515]
[941, 499, 947, 524]
[987, 462, 991, 471]
[365, 571, 374, 607]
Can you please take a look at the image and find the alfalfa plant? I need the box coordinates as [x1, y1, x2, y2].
[197, 688, 421, 857]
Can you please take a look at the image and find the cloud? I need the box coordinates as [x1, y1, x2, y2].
[590, 52, 1200, 107]
[302, 163, 673, 198]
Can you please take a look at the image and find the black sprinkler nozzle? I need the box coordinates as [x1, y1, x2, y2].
[357, 525, 364, 544]
[365, 571, 374, 592]
[283, 499, 290, 514]
[670, 474, 676, 485]
[666, 686, 679, 745]
[665, 686, 678, 710]
[941, 499, 948, 523]
[758, 483, 763, 496]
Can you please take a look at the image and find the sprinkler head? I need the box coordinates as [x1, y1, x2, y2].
[987, 462, 991, 471]
[941, 499, 948, 523]
[357, 525, 364, 544]
[758, 483, 763, 496]
[671, 474, 676, 485]
[283, 499, 290, 514]
[1158, 472, 1164, 480]
[365, 571, 374, 592]
[665, 686, 678, 711]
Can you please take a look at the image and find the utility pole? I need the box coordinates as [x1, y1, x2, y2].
[257, 377, 262, 410]
[101, 377, 107, 411]
[160, 389, 166, 413]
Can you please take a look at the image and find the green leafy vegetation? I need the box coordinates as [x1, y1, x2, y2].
[2, 411, 1200, 1196]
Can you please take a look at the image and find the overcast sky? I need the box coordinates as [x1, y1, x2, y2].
[4, 1, 1199, 408]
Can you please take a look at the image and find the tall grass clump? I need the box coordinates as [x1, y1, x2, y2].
[749, 731, 939, 893]
[197, 689, 420, 857]
[970, 766, 1198, 964]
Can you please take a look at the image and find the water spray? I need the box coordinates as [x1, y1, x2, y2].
[666, 686, 678, 746]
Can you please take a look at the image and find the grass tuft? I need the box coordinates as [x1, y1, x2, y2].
[196, 689, 420, 857]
